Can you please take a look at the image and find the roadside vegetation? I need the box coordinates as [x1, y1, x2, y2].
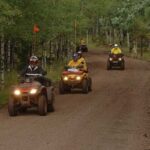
[0, 0, 150, 105]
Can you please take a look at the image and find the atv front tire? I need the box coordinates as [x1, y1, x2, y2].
[8, 98, 17, 116]
[47, 92, 55, 112]
[82, 79, 89, 94]
[107, 61, 111, 70]
[88, 77, 92, 91]
[59, 80, 65, 94]
[120, 61, 125, 70]
[38, 95, 47, 116]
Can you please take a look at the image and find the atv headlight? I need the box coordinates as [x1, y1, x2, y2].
[119, 58, 122, 61]
[14, 89, 21, 96]
[63, 76, 68, 81]
[109, 58, 113, 61]
[76, 76, 81, 81]
[30, 88, 38, 94]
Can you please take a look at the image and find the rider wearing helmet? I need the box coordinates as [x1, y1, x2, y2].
[111, 44, 122, 55]
[77, 51, 86, 64]
[21, 56, 46, 76]
[80, 38, 86, 45]
[20, 55, 51, 86]
[68, 53, 80, 68]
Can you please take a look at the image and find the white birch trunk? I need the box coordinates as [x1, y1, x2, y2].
[86, 30, 89, 45]
[7, 40, 11, 72]
[96, 18, 99, 37]
[105, 30, 109, 44]
[127, 32, 130, 50]
[120, 29, 124, 46]
[114, 28, 117, 44]
[44, 50, 47, 69]
[109, 28, 112, 44]
[133, 39, 138, 57]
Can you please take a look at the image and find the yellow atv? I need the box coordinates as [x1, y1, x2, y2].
[59, 67, 92, 94]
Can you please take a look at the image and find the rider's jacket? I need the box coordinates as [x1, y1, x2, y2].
[111, 48, 122, 55]
[68, 58, 88, 72]
[78, 57, 86, 64]
[78, 57, 87, 71]
[68, 60, 81, 68]
[21, 65, 46, 76]
[80, 39, 86, 45]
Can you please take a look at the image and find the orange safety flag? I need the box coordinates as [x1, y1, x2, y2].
[33, 24, 40, 33]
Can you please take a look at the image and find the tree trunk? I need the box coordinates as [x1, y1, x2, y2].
[133, 39, 138, 57]
[96, 18, 99, 37]
[44, 50, 47, 69]
[127, 32, 130, 52]
[105, 30, 109, 44]
[140, 37, 143, 57]
[0, 35, 5, 89]
[7, 40, 11, 72]
[113, 28, 117, 44]
[49, 40, 52, 65]
[109, 28, 112, 44]
[86, 30, 89, 45]
[120, 29, 124, 46]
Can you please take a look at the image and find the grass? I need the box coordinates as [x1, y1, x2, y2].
[141, 51, 150, 61]
[0, 90, 10, 106]
[122, 47, 150, 61]
[88, 41, 107, 52]
[0, 71, 18, 106]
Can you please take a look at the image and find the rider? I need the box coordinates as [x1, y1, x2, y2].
[21, 56, 46, 76]
[77, 51, 88, 72]
[67, 52, 87, 72]
[80, 38, 86, 45]
[20, 55, 51, 86]
[111, 44, 122, 55]
[68, 53, 80, 68]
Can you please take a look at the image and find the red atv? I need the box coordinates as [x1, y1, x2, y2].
[8, 74, 55, 116]
[107, 54, 125, 70]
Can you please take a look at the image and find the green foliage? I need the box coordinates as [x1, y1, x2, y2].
[0, 0, 150, 62]
[1, 0, 149, 41]
[0, 70, 18, 105]
[0, 0, 21, 34]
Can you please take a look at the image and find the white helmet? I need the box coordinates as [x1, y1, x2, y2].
[114, 44, 118, 47]
[29, 56, 39, 65]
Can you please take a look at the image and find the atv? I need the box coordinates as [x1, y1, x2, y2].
[107, 54, 125, 70]
[76, 45, 88, 53]
[59, 67, 92, 94]
[8, 74, 55, 116]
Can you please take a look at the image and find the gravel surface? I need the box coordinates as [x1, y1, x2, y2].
[0, 50, 150, 150]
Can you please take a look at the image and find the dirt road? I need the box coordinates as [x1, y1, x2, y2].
[0, 50, 150, 150]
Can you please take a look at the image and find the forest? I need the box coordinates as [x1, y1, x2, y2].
[0, 0, 150, 87]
